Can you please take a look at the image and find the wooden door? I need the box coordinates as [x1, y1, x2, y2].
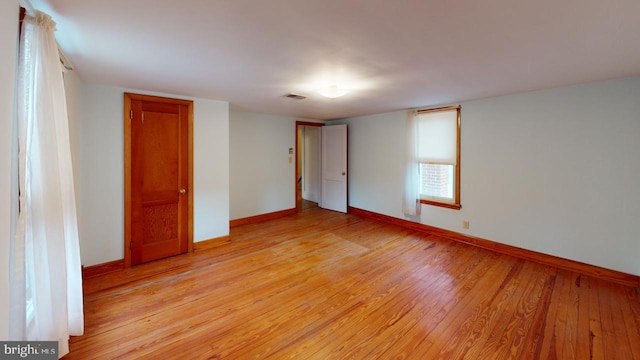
[320, 124, 348, 213]
[124, 93, 193, 266]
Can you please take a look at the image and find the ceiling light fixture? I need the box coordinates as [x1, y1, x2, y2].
[319, 84, 347, 99]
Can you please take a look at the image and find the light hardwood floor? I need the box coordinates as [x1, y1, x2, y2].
[67, 208, 640, 359]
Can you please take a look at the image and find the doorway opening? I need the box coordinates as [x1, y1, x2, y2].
[295, 121, 323, 212]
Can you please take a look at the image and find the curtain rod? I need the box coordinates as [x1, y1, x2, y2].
[20, 0, 75, 71]
[20, 0, 34, 14]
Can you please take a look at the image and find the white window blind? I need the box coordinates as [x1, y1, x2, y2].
[416, 109, 458, 165]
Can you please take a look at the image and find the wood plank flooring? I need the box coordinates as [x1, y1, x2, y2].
[66, 208, 640, 359]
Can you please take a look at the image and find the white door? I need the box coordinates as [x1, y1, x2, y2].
[321, 124, 347, 212]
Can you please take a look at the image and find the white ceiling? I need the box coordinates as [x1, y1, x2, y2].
[30, 0, 640, 120]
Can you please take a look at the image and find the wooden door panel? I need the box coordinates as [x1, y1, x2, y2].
[127, 94, 191, 265]
[141, 203, 180, 263]
[142, 101, 181, 114]
[139, 109, 181, 262]
[141, 111, 179, 194]
[142, 203, 178, 245]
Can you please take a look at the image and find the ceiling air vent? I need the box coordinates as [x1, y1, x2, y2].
[285, 93, 307, 100]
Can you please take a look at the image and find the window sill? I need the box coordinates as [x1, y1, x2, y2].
[420, 199, 461, 210]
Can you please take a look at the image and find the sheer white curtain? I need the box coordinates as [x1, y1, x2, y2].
[402, 110, 421, 216]
[10, 10, 84, 358]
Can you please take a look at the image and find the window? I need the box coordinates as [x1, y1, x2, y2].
[416, 106, 461, 209]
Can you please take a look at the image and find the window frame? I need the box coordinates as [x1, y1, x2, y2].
[416, 105, 461, 210]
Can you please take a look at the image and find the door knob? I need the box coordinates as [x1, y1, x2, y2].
[342, 172, 346, 176]
[178, 189, 187, 195]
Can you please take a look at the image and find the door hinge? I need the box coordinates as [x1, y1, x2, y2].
[130, 110, 133, 120]
[129, 241, 133, 251]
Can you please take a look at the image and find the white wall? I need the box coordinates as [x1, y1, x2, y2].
[333, 77, 640, 276]
[69, 83, 229, 266]
[332, 112, 407, 215]
[0, 0, 19, 340]
[63, 70, 84, 209]
[229, 110, 321, 220]
[193, 100, 229, 242]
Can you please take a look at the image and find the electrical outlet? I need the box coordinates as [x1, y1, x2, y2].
[462, 220, 470, 229]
